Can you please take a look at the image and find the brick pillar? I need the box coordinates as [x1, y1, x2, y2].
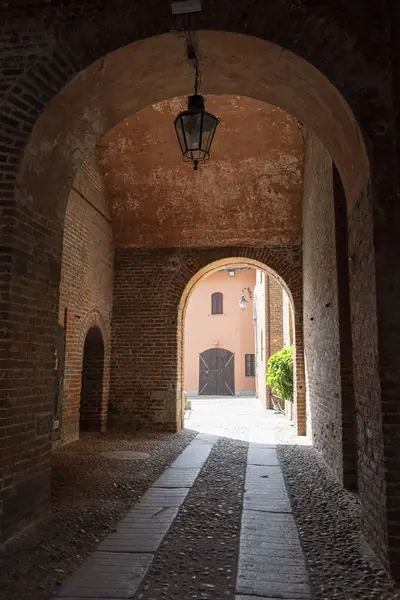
[0, 202, 60, 542]
[383, 7, 400, 573]
[333, 167, 358, 492]
[269, 276, 284, 356]
[265, 275, 285, 410]
[282, 290, 292, 347]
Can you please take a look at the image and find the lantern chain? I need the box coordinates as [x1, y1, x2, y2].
[172, 7, 220, 171]
[194, 59, 200, 95]
[182, 13, 201, 96]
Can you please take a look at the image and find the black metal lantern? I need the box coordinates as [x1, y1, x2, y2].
[174, 46, 220, 170]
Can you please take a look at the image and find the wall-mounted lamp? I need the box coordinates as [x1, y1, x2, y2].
[239, 287, 253, 311]
[228, 270, 235, 277]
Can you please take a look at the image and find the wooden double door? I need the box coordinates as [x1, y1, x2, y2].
[199, 348, 235, 396]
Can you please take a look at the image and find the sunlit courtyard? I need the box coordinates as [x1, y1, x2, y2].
[184, 396, 311, 445]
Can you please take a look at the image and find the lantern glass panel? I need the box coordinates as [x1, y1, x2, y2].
[174, 116, 186, 154]
[184, 112, 202, 149]
[201, 112, 218, 152]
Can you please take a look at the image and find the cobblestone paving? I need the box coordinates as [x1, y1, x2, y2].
[57, 433, 216, 600]
[55, 398, 310, 600]
[0, 430, 195, 600]
[19, 397, 400, 600]
[12, 397, 400, 600]
[279, 444, 400, 600]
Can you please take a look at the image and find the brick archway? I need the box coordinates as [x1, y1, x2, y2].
[4, 10, 398, 579]
[10, 31, 371, 446]
[109, 246, 302, 432]
[16, 30, 369, 219]
[176, 255, 304, 434]
[78, 310, 110, 429]
[77, 310, 110, 365]
[64, 310, 111, 440]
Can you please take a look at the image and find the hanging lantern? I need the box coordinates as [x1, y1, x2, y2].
[174, 42, 220, 170]
[174, 94, 220, 170]
[239, 295, 247, 311]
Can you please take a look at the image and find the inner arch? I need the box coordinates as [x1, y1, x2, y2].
[177, 257, 301, 431]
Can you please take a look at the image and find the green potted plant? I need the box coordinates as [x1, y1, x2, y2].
[266, 345, 294, 414]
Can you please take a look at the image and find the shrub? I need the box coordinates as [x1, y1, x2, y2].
[266, 345, 294, 402]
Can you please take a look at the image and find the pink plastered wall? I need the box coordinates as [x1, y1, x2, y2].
[184, 268, 256, 394]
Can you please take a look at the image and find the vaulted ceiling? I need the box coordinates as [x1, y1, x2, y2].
[97, 95, 304, 248]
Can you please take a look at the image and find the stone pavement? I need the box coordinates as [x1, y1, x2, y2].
[237, 442, 310, 599]
[56, 397, 311, 600]
[185, 396, 311, 445]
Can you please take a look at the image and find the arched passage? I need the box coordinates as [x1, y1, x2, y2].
[10, 30, 368, 455]
[9, 30, 370, 457]
[79, 326, 105, 433]
[4, 15, 398, 581]
[12, 32, 372, 499]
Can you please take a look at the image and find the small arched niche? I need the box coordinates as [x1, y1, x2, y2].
[80, 326, 105, 432]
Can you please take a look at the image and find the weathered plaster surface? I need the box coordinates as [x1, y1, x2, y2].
[98, 95, 304, 247]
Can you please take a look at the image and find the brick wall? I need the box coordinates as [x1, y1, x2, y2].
[303, 131, 358, 490]
[58, 153, 113, 445]
[281, 290, 295, 421]
[256, 274, 286, 410]
[254, 271, 267, 406]
[269, 276, 288, 416]
[269, 275, 284, 357]
[283, 291, 293, 347]
[333, 168, 357, 491]
[110, 247, 304, 433]
[347, 181, 387, 565]
[303, 131, 344, 482]
[254, 272, 287, 410]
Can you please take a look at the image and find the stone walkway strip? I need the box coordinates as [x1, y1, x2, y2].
[134, 437, 247, 599]
[236, 442, 311, 600]
[57, 433, 216, 600]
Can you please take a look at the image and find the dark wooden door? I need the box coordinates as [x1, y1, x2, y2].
[199, 348, 235, 396]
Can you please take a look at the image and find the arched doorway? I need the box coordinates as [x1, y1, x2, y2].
[79, 326, 105, 433]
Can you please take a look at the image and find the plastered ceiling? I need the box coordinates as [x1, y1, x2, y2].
[97, 95, 304, 248]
